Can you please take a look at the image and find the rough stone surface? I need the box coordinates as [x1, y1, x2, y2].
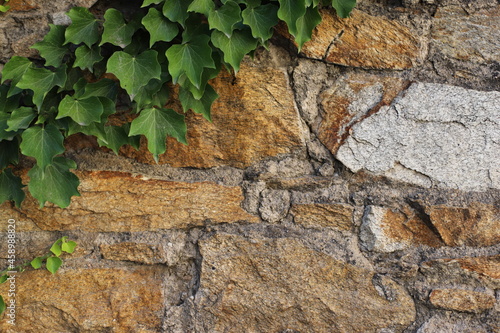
[290, 203, 353, 230]
[258, 189, 291, 223]
[100, 242, 168, 265]
[300, 9, 420, 69]
[336, 82, 500, 191]
[0, 267, 165, 332]
[196, 233, 415, 332]
[2, 171, 259, 232]
[429, 289, 496, 313]
[417, 312, 490, 333]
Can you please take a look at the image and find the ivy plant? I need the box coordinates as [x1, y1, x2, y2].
[0, 0, 356, 208]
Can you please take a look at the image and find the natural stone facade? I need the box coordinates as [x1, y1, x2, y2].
[0, 0, 499, 332]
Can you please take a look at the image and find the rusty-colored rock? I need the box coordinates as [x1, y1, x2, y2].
[0, 267, 164, 332]
[290, 203, 353, 230]
[197, 233, 415, 332]
[100, 242, 166, 265]
[300, 9, 419, 69]
[429, 289, 496, 313]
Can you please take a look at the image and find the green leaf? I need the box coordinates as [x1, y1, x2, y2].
[16, 66, 67, 111]
[28, 156, 80, 208]
[97, 125, 129, 154]
[0, 274, 8, 283]
[57, 96, 103, 126]
[295, 6, 322, 51]
[20, 124, 65, 170]
[0, 84, 21, 115]
[129, 107, 187, 162]
[133, 78, 163, 109]
[142, 8, 179, 47]
[277, 0, 306, 36]
[77, 79, 118, 101]
[142, 0, 163, 7]
[211, 28, 257, 72]
[6, 107, 36, 132]
[1, 56, 32, 85]
[162, 0, 192, 27]
[166, 35, 215, 89]
[100, 8, 138, 48]
[50, 240, 62, 256]
[46, 256, 63, 274]
[31, 257, 43, 269]
[61, 240, 77, 253]
[179, 84, 218, 121]
[208, 1, 242, 37]
[107, 50, 161, 100]
[332, 0, 356, 18]
[188, 0, 214, 16]
[74, 44, 103, 72]
[0, 139, 19, 169]
[0, 296, 5, 317]
[64, 7, 100, 47]
[0, 168, 25, 208]
[31, 24, 68, 67]
[242, 3, 279, 43]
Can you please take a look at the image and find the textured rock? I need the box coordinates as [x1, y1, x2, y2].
[336, 82, 500, 191]
[258, 189, 291, 223]
[429, 289, 496, 313]
[360, 205, 443, 252]
[427, 203, 500, 247]
[290, 203, 353, 230]
[318, 73, 409, 154]
[0, 267, 165, 332]
[300, 9, 419, 69]
[100, 242, 167, 265]
[120, 62, 306, 168]
[196, 233, 415, 332]
[3, 171, 259, 232]
[417, 312, 489, 333]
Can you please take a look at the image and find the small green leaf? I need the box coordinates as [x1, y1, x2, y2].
[100, 8, 138, 48]
[6, 107, 36, 132]
[133, 78, 163, 109]
[332, 0, 356, 18]
[31, 257, 43, 269]
[211, 28, 257, 72]
[129, 107, 187, 162]
[64, 7, 100, 47]
[46, 256, 63, 274]
[242, 3, 279, 43]
[0, 295, 5, 316]
[162, 0, 192, 27]
[0, 274, 8, 283]
[78, 79, 118, 101]
[16, 66, 67, 111]
[1, 56, 32, 86]
[107, 50, 162, 100]
[179, 84, 218, 121]
[28, 156, 80, 208]
[295, 6, 322, 51]
[97, 125, 129, 154]
[57, 96, 103, 126]
[277, 0, 306, 36]
[0, 85, 21, 118]
[61, 240, 77, 254]
[188, 0, 214, 16]
[31, 24, 68, 67]
[0, 168, 25, 208]
[166, 35, 215, 89]
[142, 8, 179, 47]
[0, 139, 19, 169]
[208, 1, 242, 37]
[20, 124, 65, 170]
[142, 0, 163, 7]
[50, 240, 63, 256]
[74, 44, 103, 72]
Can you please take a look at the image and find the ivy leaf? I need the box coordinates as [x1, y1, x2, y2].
[0, 168, 25, 208]
[16, 66, 67, 111]
[31, 24, 68, 67]
[162, 0, 192, 27]
[179, 84, 218, 121]
[100, 8, 138, 48]
[64, 7, 100, 47]
[28, 156, 80, 208]
[1, 56, 33, 97]
[277, 0, 306, 36]
[211, 28, 257, 72]
[0, 113, 14, 140]
[295, 6, 322, 51]
[332, 0, 356, 18]
[57, 96, 103, 126]
[61, 240, 77, 253]
[6, 107, 36, 132]
[46, 257, 63, 274]
[20, 124, 65, 170]
[142, 8, 179, 47]
[0, 84, 21, 115]
[31, 257, 43, 269]
[74, 44, 103, 72]
[0, 275, 7, 283]
[133, 78, 163, 109]
[188, 0, 214, 16]
[129, 107, 187, 162]
[50, 240, 62, 256]
[77, 79, 118, 101]
[242, 3, 279, 43]
[166, 35, 215, 89]
[0, 296, 5, 317]
[142, 0, 163, 7]
[0, 139, 19, 169]
[107, 50, 161, 100]
[97, 125, 129, 154]
[208, 1, 242, 37]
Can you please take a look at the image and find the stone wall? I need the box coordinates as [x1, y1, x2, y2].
[0, 0, 499, 332]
